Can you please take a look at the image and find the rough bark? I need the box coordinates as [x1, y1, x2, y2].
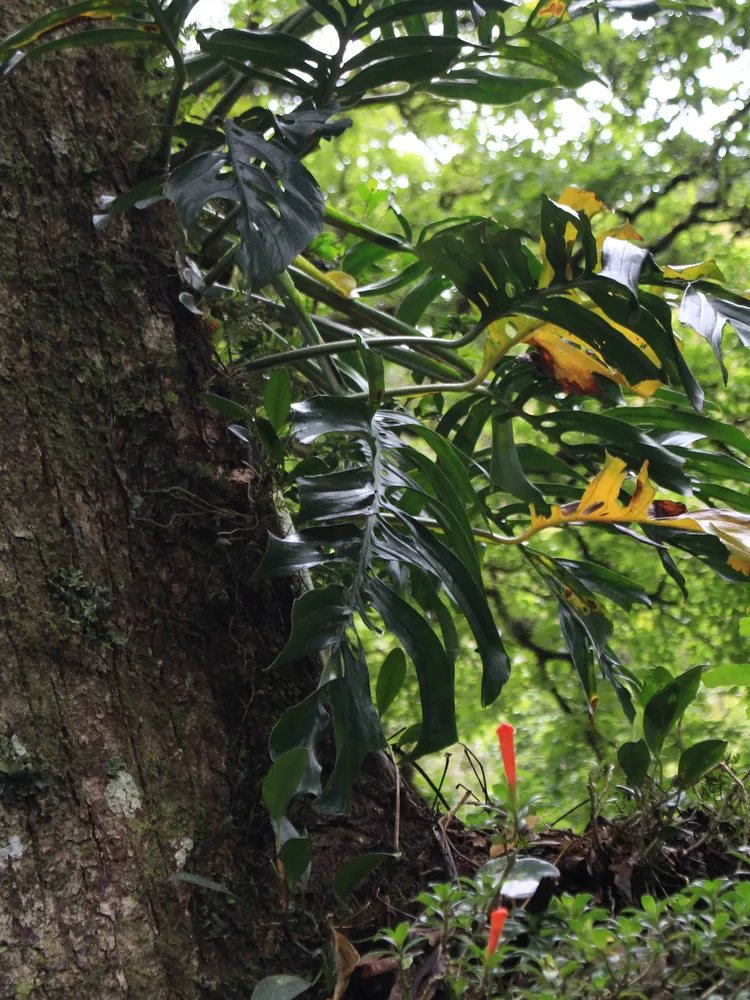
[0, 6, 462, 999]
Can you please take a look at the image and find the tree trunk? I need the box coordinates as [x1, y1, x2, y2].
[0, 6, 462, 998]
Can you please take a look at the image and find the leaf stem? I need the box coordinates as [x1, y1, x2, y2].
[146, 0, 186, 170]
[272, 271, 344, 395]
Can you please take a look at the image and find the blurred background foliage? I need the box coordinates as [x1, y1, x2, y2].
[195, 0, 750, 820]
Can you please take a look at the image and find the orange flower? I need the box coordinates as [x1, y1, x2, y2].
[496, 723, 517, 798]
[487, 907, 509, 956]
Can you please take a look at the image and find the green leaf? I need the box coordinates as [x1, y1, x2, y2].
[278, 837, 313, 885]
[166, 116, 331, 288]
[679, 283, 750, 383]
[251, 976, 310, 1000]
[606, 407, 750, 459]
[254, 525, 363, 579]
[558, 602, 597, 710]
[416, 219, 535, 319]
[316, 643, 385, 814]
[361, 0, 512, 32]
[292, 396, 373, 444]
[264, 368, 293, 432]
[368, 577, 458, 758]
[376, 516, 510, 706]
[262, 748, 309, 822]
[376, 647, 407, 717]
[0, 0, 147, 54]
[3, 25, 162, 73]
[334, 852, 394, 902]
[557, 559, 652, 610]
[270, 586, 351, 668]
[297, 468, 375, 523]
[496, 35, 600, 88]
[339, 45, 462, 96]
[360, 344, 385, 408]
[617, 740, 650, 789]
[198, 392, 254, 423]
[269, 690, 328, 797]
[341, 34, 466, 72]
[397, 273, 453, 325]
[677, 739, 727, 786]
[643, 665, 703, 754]
[741, 618, 750, 639]
[422, 70, 554, 105]
[199, 28, 329, 84]
[702, 664, 750, 687]
[491, 414, 545, 505]
[169, 871, 237, 896]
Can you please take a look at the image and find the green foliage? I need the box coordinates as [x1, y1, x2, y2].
[5, 0, 750, 853]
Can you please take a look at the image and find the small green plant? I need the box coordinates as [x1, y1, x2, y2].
[48, 567, 126, 647]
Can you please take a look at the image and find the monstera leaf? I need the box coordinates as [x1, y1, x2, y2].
[165, 106, 351, 287]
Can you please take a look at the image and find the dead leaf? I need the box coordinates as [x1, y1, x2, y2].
[331, 929, 360, 1000]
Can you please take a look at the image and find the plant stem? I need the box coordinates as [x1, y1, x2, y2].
[272, 271, 344, 395]
[147, 0, 186, 170]
[324, 205, 408, 252]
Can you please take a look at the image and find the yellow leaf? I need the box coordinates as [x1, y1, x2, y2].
[666, 509, 750, 576]
[662, 261, 727, 282]
[326, 271, 358, 297]
[558, 187, 607, 219]
[537, 0, 568, 18]
[595, 221, 643, 251]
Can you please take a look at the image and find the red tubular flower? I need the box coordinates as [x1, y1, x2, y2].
[487, 907, 509, 956]
[496, 723, 517, 798]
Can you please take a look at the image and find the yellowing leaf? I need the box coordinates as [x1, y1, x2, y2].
[557, 187, 606, 219]
[666, 509, 750, 577]
[596, 222, 643, 247]
[662, 261, 726, 282]
[537, 0, 568, 19]
[530, 324, 660, 399]
[326, 271, 358, 297]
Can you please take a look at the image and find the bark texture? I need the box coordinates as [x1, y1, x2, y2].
[0, 6, 461, 998]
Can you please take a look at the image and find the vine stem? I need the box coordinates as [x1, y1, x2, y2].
[146, 0, 186, 171]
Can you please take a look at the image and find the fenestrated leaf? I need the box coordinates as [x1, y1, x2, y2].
[375, 516, 510, 706]
[397, 272, 453, 325]
[251, 976, 310, 1000]
[415, 219, 536, 319]
[643, 665, 703, 753]
[292, 396, 373, 444]
[316, 643, 385, 814]
[375, 647, 407, 717]
[677, 739, 726, 786]
[368, 577, 458, 758]
[607, 406, 750, 459]
[297, 468, 376, 523]
[199, 28, 329, 84]
[270, 586, 351, 667]
[254, 525, 363, 579]
[521, 297, 661, 387]
[166, 119, 326, 288]
[264, 368, 292, 432]
[618, 739, 650, 789]
[334, 852, 394, 902]
[341, 34, 466, 73]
